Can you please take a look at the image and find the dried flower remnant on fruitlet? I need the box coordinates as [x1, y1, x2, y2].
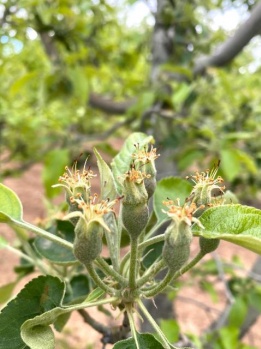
[186, 163, 225, 206]
[53, 160, 97, 202]
[162, 199, 205, 229]
[64, 194, 120, 233]
[122, 167, 151, 184]
[131, 144, 160, 198]
[131, 144, 160, 165]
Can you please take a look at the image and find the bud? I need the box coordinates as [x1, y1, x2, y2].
[63, 195, 119, 262]
[53, 161, 96, 209]
[162, 200, 204, 272]
[186, 164, 225, 206]
[73, 221, 103, 264]
[132, 145, 160, 198]
[121, 168, 149, 239]
[163, 220, 192, 273]
[199, 236, 220, 255]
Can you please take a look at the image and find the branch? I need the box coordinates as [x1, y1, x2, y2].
[88, 93, 136, 115]
[0, 5, 11, 27]
[194, 0, 261, 75]
[34, 1, 261, 115]
[238, 256, 261, 339]
[78, 309, 130, 346]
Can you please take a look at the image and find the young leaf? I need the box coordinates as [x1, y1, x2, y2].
[0, 183, 23, 222]
[42, 149, 69, 199]
[84, 287, 105, 302]
[0, 281, 18, 304]
[228, 297, 248, 328]
[153, 177, 192, 224]
[159, 319, 180, 343]
[21, 291, 113, 349]
[113, 333, 165, 349]
[193, 204, 261, 255]
[111, 132, 154, 192]
[0, 275, 65, 349]
[63, 274, 90, 304]
[94, 147, 118, 199]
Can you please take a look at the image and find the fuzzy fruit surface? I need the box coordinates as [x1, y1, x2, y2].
[122, 203, 149, 239]
[73, 222, 103, 264]
[199, 236, 220, 255]
[163, 221, 192, 273]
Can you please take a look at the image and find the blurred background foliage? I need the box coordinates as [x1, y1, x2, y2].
[0, 0, 261, 201]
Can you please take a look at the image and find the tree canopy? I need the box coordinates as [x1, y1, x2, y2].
[1, 0, 261, 196]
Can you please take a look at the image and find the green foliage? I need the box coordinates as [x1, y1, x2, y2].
[42, 149, 70, 199]
[0, 183, 23, 222]
[1, 134, 261, 349]
[113, 333, 165, 349]
[159, 319, 180, 343]
[193, 205, 261, 255]
[34, 220, 76, 265]
[0, 275, 64, 349]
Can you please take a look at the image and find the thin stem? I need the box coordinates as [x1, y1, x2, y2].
[78, 309, 110, 334]
[12, 220, 73, 250]
[119, 234, 165, 274]
[174, 250, 205, 278]
[144, 251, 205, 298]
[126, 307, 140, 349]
[129, 237, 139, 290]
[96, 256, 128, 286]
[137, 259, 166, 288]
[85, 262, 116, 295]
[5, 244, 35, 264]
[137, 299, 172, 349]
[72, 296, 119, 310]
[143, 269, 174, 298]
[139, 234, 165, 251]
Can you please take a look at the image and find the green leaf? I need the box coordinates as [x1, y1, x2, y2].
[200, 280, 218, 303]
[171, 83, 193, 109]
[0, 282, 18, 304]
[193, 204, 261, 255]
[220, 149, 241, 181]
[67, 66, 89, 105]
[228, 297, 247, 327]
[42, 149, 69, 199]
[0, 183, 23, 222]
[34, 220, 76, 265]
[153, 177, 192, 224]
[159, 319, 179, 343]
[113, 333, 165, 349]
[143, 240, 164, 269]
[84, 287, 105, 302]
[63, 274, 90, 304]
[21, 289, 110, 349]
[111, 132, 154, 193]
[0, 275, 65, 349]
[94, 147, 118, 199]
[236, 149, 257, 174]
[218, 326, 239, 349]
[0, 236, 8, 248]
[177, 149, 204, 171]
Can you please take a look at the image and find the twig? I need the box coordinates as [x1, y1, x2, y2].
[212, 252, 234, 304]
[176, 295, 221, 316]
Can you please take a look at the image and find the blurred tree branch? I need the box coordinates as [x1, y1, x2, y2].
[194, 0, 261, 75]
